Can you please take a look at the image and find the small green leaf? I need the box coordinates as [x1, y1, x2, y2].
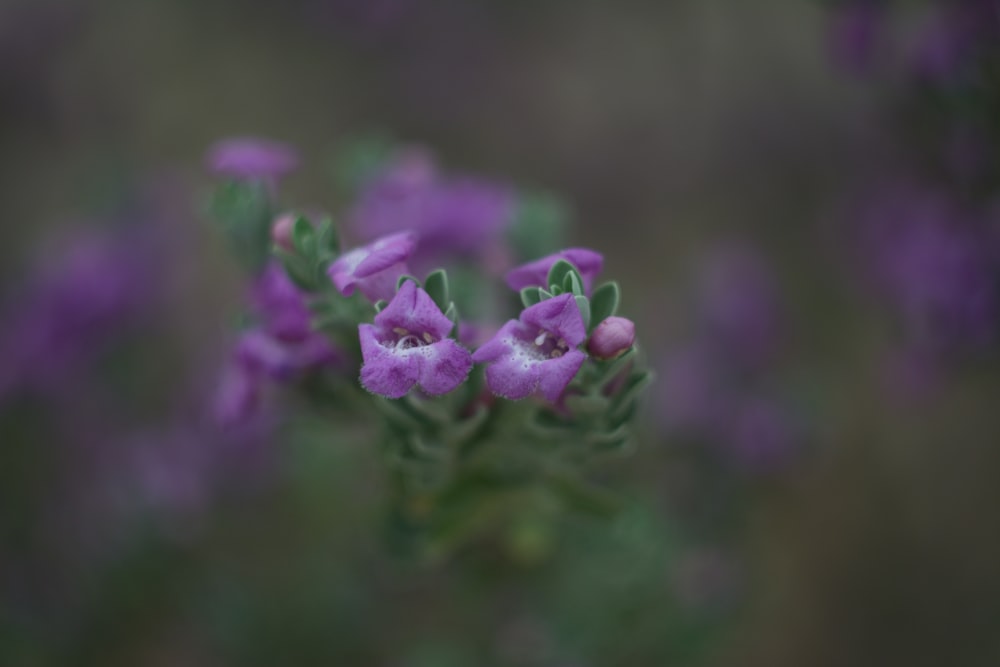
[277, 250, 316, 291]
[292, 216, 316, 257]
[374, 299, 388, 313]
[444, 303, 459, 337]
[589, 281, 620, 326]
[539, 289, 553, 300]
[520, 287, 542, 308]
[563, 270, 584, 297]
[546, 259, 577, 293]
[397, 274, 420, 290]
[315, 218, 340, 256]
[574, 295, 591, 330]
[424, 269, 450, 312]
[563, 394, 609, 416]
[550, 285, 563, 296]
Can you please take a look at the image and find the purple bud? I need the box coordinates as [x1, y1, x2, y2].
[587, 316, 635, 359]
[270, 213, 297, 251]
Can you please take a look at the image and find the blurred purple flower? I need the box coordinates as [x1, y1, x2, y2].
[694, 243, 783, 369]
[358, 280, 471, 398]
[205, 137, 299, 182]
[212, 263, 341, 427]
[0, 228, 153, 399]
[907, 1, 999, 84]
[862, 187, 997, 352]
[505, 248, 604, 295]
[473, 294, 587, 402]
[329, 231, 417, 302]
[351, 148, 514, 272]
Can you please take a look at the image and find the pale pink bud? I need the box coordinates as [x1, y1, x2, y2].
[271, 213, 297, 251]
[587, 316, 636, 359]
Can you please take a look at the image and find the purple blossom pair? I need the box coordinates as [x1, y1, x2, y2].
[357, 247, 611, 403]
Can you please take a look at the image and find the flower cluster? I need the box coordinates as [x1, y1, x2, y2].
[206, 137, 650, 551]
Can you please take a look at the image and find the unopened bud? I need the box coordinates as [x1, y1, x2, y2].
[587, 316, 636, 359]
[271, 213, 297, 251]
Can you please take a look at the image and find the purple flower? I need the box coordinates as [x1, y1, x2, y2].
[472, 294, 587, 402]
[205, 137, 299, 181]
[212, 361, 261, 428]
[358, 280, 472, 398]
[505, 248, 604, 295]
[249, 263, 314, 342]
[351, 148, 514, 271]
[861, 187, 997, 351]
[0, 228, 152, 399]
[328, 231, 417, 303]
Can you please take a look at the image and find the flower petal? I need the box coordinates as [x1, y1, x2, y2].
[505, 248, 604, 293]
[375, 280, 455, 340]
[353, 231, 418, 278]
[417, 339, 473, 395]
[484, 355, 541, 400]
[520, 293, 587, 347]
[358, 324, 420, 398]
[537, 349, 586, 402]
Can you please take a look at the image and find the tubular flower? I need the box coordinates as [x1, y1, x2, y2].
[328, 231, 417, 303]
[505, 248, 604, 294]
[472, 293, 587, 402]
[358, 281, 472, 398]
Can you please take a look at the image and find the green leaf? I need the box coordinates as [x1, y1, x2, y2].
[315, 218, 340, 256]
[374, 299, 388, 313]
[574, 295, 591, 330]
[291, 216, 316, 258]
[520, 287, 542, 308]
[546, 259, 577, 293]
[538, 288, 553, 301]
[277, 250, 316, 291]
[506, 192, 569, 260]
[589, 281, 620, 325]
[396, 274, 420, 290]
[563, 394, 609, 417]
[563, 270, 585, 297]
[424, 269, 450, 312]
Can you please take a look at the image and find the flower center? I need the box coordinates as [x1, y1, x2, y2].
[533, 330, 570, 358]
[392, 327, 435, 350]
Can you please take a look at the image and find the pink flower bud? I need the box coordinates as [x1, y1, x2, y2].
[271, 213, 297, 251]
[587, 316, 636, 359]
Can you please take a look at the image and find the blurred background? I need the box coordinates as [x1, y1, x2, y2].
[2, 0, 1000, 665]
